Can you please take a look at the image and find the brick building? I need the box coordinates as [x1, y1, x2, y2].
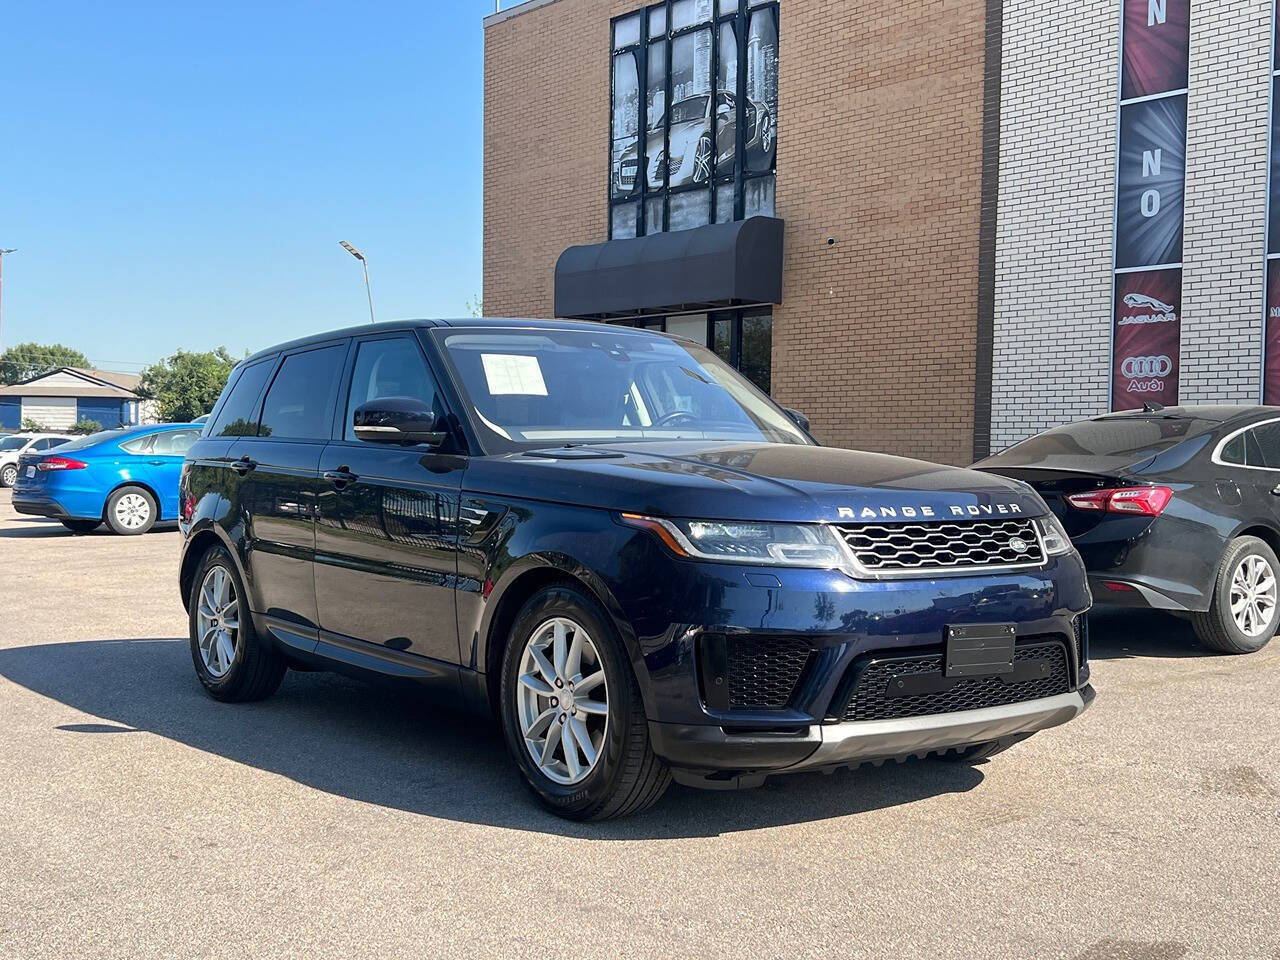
[483, 0, 1277, 465]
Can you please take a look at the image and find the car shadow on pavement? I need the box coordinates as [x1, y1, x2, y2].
[0, 637, 986, 838]
[0, 521, 176, 538]
[1086, 608, 1222, 660]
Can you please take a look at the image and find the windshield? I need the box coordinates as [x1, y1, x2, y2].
[668, 96, 709, 125]
[994, 416, 1217, 466]
[438, 328, 809, 452]
[0, 436, 30, 451]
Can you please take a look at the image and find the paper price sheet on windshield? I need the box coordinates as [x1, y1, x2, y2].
[481, 353, 548, 396]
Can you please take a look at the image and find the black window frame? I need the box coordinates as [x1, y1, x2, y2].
[609, 0, 779, 239]
[332, 333, 449, 447]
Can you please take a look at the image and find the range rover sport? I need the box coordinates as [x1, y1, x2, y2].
[178, 318, 1094, 820]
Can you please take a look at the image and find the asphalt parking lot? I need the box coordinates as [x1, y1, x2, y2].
[0, 487, 1277, 960]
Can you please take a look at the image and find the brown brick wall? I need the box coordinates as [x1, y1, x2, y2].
[483, 0, 987, 465]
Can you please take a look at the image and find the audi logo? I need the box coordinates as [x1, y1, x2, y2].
[1121, 355, 1173, 378]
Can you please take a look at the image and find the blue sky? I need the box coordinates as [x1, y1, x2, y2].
[0, 0, 497, 373]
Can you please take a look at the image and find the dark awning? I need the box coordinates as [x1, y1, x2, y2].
[554, 215, 784, 320]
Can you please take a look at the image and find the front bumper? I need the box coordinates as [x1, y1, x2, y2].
[652, 685, 1094, 786]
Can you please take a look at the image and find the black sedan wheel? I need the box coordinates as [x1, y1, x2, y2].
[105, 485, 157, 535]
[60, 519, 101, 534]
[1192, 536, 1280, 654]
[499, 583, 670, 820]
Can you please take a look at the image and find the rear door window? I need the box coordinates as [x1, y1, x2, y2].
[121, 434, 155, 454]
[258, 345, 347, 440]
[151, 430, 201, 455]
[1248, 421, 1280, 469]
[210, 359, 275, 437]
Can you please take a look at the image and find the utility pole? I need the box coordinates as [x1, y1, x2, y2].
[339, 241, 376, 324]
[0, 248, 15, 357]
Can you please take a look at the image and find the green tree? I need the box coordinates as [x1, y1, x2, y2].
[466, 294, 484, 318]
[0, 342, 91, 384]
[138, 348, 239, 422]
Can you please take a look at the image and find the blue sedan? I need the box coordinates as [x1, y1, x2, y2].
[12, 423, 203, 535]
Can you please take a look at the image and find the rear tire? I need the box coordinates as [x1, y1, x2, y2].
[0, 464, 16, 487]
[105, 485, 157, 535]
[1191, 536, 1280, 654]
[499, 583, 670, 820]
[60, 519, 102, 534]
[189, 545, 286, 702]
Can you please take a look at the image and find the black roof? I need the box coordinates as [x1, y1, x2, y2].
[240, 316, 639, 366]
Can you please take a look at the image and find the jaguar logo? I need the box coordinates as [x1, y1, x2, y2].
[1009, 537, 1030, 555]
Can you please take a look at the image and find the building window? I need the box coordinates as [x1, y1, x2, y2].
[621, 309, 772, 394]
[610, 0, 778, 239]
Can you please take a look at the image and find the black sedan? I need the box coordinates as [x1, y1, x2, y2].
[975, 405, 1280, 654]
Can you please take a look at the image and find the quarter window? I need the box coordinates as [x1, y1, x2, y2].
[343, 338, 444, 443]
[258, 345, 347, 440]
[151, 430, 201, 455]
[210, 359, 274, 438]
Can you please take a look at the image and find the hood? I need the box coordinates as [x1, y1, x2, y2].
[463, 441, 1048, 524]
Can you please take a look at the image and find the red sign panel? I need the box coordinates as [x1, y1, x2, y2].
[1265, 261, 1280, 404]
[1112, 268, 1181, 410]
[1121, 0, 1191, 101]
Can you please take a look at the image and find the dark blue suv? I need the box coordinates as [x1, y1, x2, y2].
[178, 319, 1093, 820]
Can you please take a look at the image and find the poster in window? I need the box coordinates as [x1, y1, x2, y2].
[1265, 260, 1280, 404]
[1121, 0, 1190, 101]
[611, 52, 640, 200]
[1115, 94, 1186, 269]
[1112, 268, 1181, 410]
[745, 9, 778, 173]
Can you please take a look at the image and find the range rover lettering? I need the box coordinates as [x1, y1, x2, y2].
[179, 319, 1093, 820]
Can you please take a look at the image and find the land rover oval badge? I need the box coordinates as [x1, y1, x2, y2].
[1009, 537, 1029, 555]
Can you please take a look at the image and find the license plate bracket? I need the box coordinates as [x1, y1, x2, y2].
[945, 623, 1016, 677]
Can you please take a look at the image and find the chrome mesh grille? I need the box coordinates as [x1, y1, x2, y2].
[835, 518, 1045, 574]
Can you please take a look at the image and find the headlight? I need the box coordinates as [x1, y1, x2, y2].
[621, 514, 850, 571]
[1034, 513, 1074, 556]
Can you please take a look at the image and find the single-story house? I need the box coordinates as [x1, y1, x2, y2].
[0, 367, 154, 432]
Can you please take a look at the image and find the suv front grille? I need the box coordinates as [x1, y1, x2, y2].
[840, 640, 1070, 722]
[725, 636, 813, 709]
[834, 518, 1045, 575]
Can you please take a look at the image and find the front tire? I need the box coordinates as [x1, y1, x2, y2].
[499, 584, 670, 820]
[106, 485, 157, 535]
[0, 464, 16, 487]
[189, 545, 286, 702]
[1191, 536, 1280, 654]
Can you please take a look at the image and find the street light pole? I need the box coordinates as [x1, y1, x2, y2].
[339, 241, 376, 324]
[0, 249, 16, 358]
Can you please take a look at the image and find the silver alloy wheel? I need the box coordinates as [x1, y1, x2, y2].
[196, 565, 240, 678]
[0, 464, 15, 487]
[1229, 553, 1277, 638]
[114, 492, 151, 530]
[516, 617, 609, 786]
[693, 137, 712, 182]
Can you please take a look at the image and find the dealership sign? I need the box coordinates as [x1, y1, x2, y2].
[1113, 269, 1181, 408]
[1111, 0, 1190, 410]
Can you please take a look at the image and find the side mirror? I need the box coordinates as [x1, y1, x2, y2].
[782, 407, 811, 433]
[353, 397, 446, 447]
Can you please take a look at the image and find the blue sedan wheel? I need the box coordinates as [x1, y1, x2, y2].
[106, 485, 157, 536]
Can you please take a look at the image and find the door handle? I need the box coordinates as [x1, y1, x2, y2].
[147, 459, 166, 466]
[1270, 484, 1280, 496]
[232, 456, 257, 476]
[323, 467, 359, 487]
